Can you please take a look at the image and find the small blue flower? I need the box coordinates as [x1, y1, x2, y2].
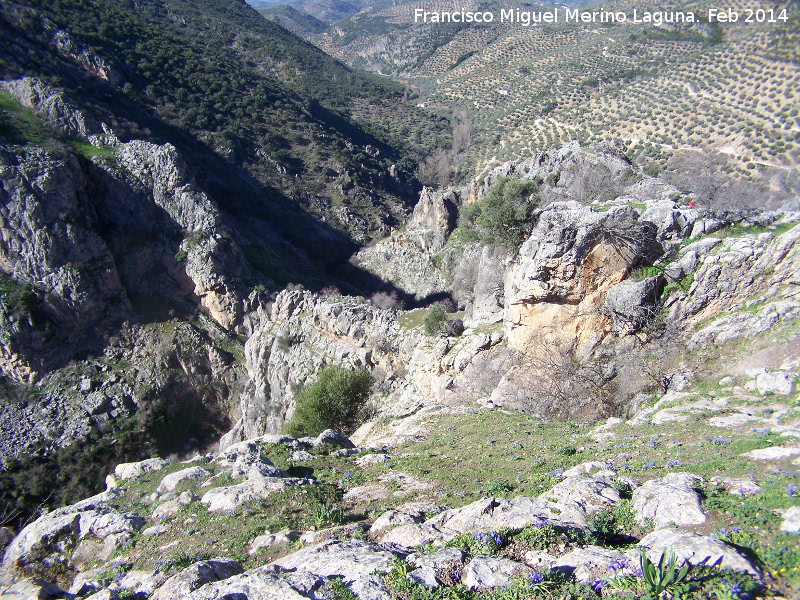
[529, 571, 544, 584]
[590, 578, 605, 592]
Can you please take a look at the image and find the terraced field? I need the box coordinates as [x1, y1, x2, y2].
[309, 0, 799, 182]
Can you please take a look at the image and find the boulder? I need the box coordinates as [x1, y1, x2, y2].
[342, 485, 390, 503]
[369, 503, 447, 537]
[289, 451, 314, 461]
[0, 577, 64, 599]
[249, 530, 301, 555]
[710, 477, 761, 497]
[0, 526, 15, 555]
[631, 473, 705, 529]
[540, 476, 621, 518]
[462, 556, 529, 590]
[636, 529, 760, 579]
[272, 540, 410, 582]
[551, 546, 625, 583]
[741, 446, 800, 460]
[114, 458, 169, 481]
[312, 430, 355, 449]
[756, 372, 795, 396]
[561, 462, 612, 478]
[176, 565, 324, 600]
[201, 476, 312, 512]
[149, 558, 244, 600]
[355, 454, 390, 467]
[780, 506, 800, 533]
[156, 467, 211, 493]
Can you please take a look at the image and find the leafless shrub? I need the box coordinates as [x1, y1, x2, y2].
[370, 290, 405, 310]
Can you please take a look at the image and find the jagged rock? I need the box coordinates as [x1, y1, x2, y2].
[551, 546, 625, 583]
[84, 591, 116, 600]
[462, 556, 529, 590]
[115, 570, 168, 596]
[711, 477, 761, 497]
[663, 250, 698, 283]
[741, 446, 800, 460]
[756, 372, 795, 396]
[636, 529, 760, 579]
[114, 458, 170, 481]
[159, 565, 322, 600]
[273, 540, 410, 582]
[312, 430, 355, 449]
[468, 245, 507, 323]
[780, 506, 800, 533]
[1, 577, 64, 599]
[157, 467, 211, 493]
[346, 574, 393, 600]
[215, 440, 287, 480]
[249, 530, 301, 555]
[540, 476, 620, 517]
[631, 473, 705, 529]
[342, 485, 390, 503]
[604, 276, 664, 333]
[201, 475, 312, 512]
[149, 558, 244, 600]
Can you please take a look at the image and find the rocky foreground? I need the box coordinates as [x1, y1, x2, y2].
[1, 361, 799, 599]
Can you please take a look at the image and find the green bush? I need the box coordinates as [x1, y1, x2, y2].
[459, 176, 539, 249]
[283, 366, 372, 437]
[424, 304, 448, 335]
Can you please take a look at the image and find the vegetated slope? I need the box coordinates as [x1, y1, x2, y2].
[257, 5, 328, 36]
[311, 0, 799, 189]
[1, 0, 453, 245]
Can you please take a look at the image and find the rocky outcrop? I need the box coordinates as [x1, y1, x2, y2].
[631, 473, 706, 529]
[0, 78, 102, 138]
[504, 202, 656, 355]
[0, 489, 143, 581]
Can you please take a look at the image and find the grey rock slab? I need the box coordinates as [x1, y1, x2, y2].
[114, 458, 170, 480]
[631, 473, 705, 530]
[179, 565, 324, 600]
[756, 372, 795, 396]
[249, 529, 301, 555]
[561, 461, 612, 478]
[342, 485, 390, 503]
[370, 503, 447, 538]
[346, 574, 393, 600]
[1, 577, 64, 599]
[551, 546, 625, 584]
[636, 529, 760, 579]
[289, 450, 314, 461]
[272, 540, 410, 582]
[115, 570, 169, 596]
[201, 476, 312, 512]
[741, 446, 800, 460]
[157, 467, 211, 493]
[711, 477, 762, 497]
[780, 506, 800, 533]
[299, 522, 369, 545]
[540, 476, 620, 518]
[313, 429, 356, 448]
[379, 523, 458, 548]
[408, 567, 439, 587]
[462, 556, 529, 590]
[411, 548, 468, 571]
[141, 524, 168, 537]
[68, 571, 110, 596]
[354, 454, 390, 467]
[149, 558, 244, 600]
[377, 472, 432, 495]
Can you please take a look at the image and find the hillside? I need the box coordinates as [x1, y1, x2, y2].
[1, 0, 455, 245]
[309, 0, 799, 189]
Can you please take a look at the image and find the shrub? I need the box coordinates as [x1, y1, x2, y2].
[424, 304, 448, 335]
[459, 176, 539, 249]
[283, 366, 373, 437]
